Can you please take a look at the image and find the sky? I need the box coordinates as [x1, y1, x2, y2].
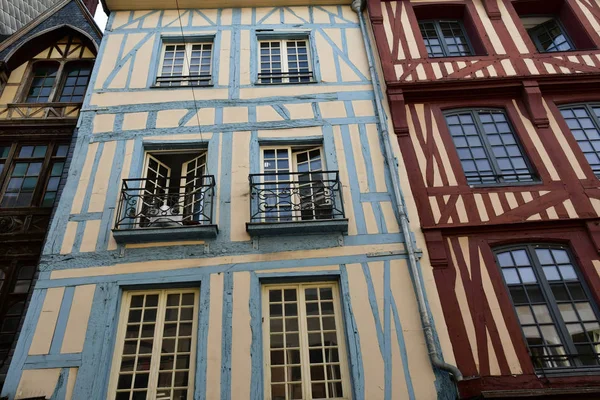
[93, 3, 108, 32]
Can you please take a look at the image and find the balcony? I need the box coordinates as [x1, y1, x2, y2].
[112, 176, 217, 244]
[246, 171, 348, 236]
[0, 102, 81, 121]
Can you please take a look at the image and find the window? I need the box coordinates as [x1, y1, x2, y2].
[157, 41, 213, 87]
[263, 283, 350, 400]
[418, 20, 473, 58]
[258, 38, 313, 84]
[444, 109, 536, 185]
[109, 289, 199, 400]
[116, 150, 215, 230]
[24, 61, 93, 103]
[58, 62, 92, 102]
[0, 143, 68, 208]
[258, 146, 337, 222]
[25, 63, 59, 103]
[559, 104, 600, 176]
[496, 245, 600, 369]
[513, 0, 596, 53]
[523, 17, 573, 53]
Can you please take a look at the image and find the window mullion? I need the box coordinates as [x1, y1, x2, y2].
[298, 284, 312, 400]
[585, 104, 600, 133]
[474, 111, 504, 182]
[148, 291, 167, 397]
[434, 22, 449, 57]
[281, 40, 289, 83]
[529, 245, 581, 366]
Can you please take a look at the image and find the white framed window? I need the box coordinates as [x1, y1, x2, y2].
[157, 41, 213, 87]
[262, 282, 352, 400]
[125, 150, 212, 229]
[259, 146, 337, 222]
[108, 289, 199, 400]
[258, 38, 313, 84]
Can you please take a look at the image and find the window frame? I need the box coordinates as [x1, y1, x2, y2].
[155, 37, 215, 87]
[526, 16, 575, 53]
[20, 60, 93, 104]
[107, 288, 200, 400]
[494, 243, 600, 372]
[558, 102, 600, 178]
[443, 108, 539, 186]
[0, 142, 69, 208]
[417, 19, 475, 58]
[256, 33, 316, 85]
[261, 281, 352, 400]
[259, 145, 328, 222]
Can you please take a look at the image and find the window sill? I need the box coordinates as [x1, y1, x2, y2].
[150, 83, 214, 89]
[469, 180, 543, 189]
[112, 225, 218, 244]
[246, 219, 348, 236]
[534, 366, 600, 378]
[254, 80, 318, 86]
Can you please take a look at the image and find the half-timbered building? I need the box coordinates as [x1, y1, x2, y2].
[0, 0, 100, 389]
[1, 0, 462, 399]
[369, 0, 600, 397]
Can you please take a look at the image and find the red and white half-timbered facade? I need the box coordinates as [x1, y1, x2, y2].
[369, 0, 600, 397]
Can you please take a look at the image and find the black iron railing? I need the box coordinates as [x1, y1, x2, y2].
[257, 71, 314, 84]
[155, 74, 212, 87]
[114, 176, 215, 230]
[249, 171, 344, 223]
[531, 352, 600, 370]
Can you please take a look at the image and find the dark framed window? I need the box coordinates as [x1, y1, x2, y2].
[496, 244, 600, 370]
[418, 20, 473, 58]
[444, 109, 537, 185]
[58, 62, 92, 102]
[526, 17, 574, 53]
[0, 142, 69, 208]
[25, 63, 59, 103]
[559, 103, 600, 177]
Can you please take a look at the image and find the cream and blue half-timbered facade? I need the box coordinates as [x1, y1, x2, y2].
[2, 2, 458, 399]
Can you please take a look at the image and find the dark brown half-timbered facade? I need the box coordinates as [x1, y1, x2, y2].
[0, 0, 100, 388]
[368, 0, 600, 397]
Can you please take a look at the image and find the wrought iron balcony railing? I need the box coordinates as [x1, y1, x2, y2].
[257, 71, 314, 84]
[155, 74, 212, 87]
[531, 352, 600, 371]
[249, 171, 345, 223]
[114, 176, 215, 230]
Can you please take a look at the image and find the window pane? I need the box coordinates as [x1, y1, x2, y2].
[445, 110, 535, 184]
[560, 105, 600, 176]
[499, 245, 600, 369]
[58, 63, 92, 102]
[26, 64, 59, 103]
[113, 290, 197, 399]
[529, 19, 573, 53]
[265, 284, 346, 400]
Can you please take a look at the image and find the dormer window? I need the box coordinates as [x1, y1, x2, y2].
[523, 17, 574, 52]
[413, 4, 487, 58]
[25, 63, 59, 103]
[513, 0, 596, 53]
[24, 61, 92, 103]
[418, 20, 473, 58]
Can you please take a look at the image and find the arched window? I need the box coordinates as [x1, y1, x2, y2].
[25, 62, 59, 103]
[495, 244, 600, 369]
[58, 61, 93, 102]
